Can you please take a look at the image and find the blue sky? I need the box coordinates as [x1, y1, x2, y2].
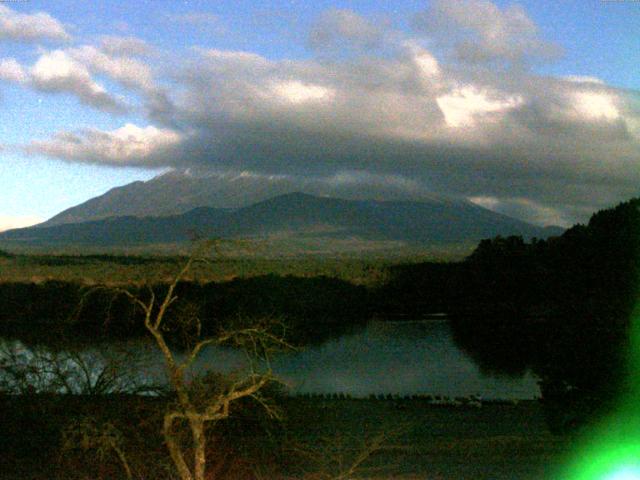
[0, 0, 639, 229]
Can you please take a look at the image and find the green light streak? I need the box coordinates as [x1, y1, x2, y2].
[604, 467, 640, 480]
[561, 304, 640, 479]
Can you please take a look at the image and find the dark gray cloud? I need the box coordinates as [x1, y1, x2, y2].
[99, 35, 153, 57]
[413, 0, 562, 66]
[155, 168, 443, 209]
[308, 8, 386, 56]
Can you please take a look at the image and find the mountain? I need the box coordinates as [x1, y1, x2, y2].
[37, 169, 494, 228]
[0, 192, 563, 248]
[39, 170, 290, 227]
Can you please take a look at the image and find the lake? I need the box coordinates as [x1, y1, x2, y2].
[0, 320, 540, 399]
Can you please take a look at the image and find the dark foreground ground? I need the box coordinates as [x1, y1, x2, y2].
[286, 398, 572, 480]
[1, 396, 574, 480]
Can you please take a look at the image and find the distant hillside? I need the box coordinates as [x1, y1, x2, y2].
[1, 192, 563, 248]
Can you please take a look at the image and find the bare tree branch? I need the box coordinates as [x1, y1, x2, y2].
[111, 241, 291, 480]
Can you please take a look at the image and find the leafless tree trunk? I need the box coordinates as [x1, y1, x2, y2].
[119, 243, 289, 480]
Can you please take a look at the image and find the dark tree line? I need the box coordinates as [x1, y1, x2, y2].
[380, 198, 640, 431]
[0, 275, 371, 348]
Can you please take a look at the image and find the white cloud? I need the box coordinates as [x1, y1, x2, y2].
[270, 80, 335, 104]
[528, 82, 625, 131]
[67, 45, 155, 91]
[570, 90, 620, 121]
[0, 214, 43, 232]
[198, 48, 270, 68]
[27, 123, 183, 166]
[402, 41, 441, 80]
[437, 86, 524, 128]
[469, 196, 572, 227]
[563, 75, 605, 85]
[0, 5, 70, 42]
[468, 196, 500, 210]
[180, 45, 445, 131]
[30, 50, 126, 113]
[0, 58, 27, 83]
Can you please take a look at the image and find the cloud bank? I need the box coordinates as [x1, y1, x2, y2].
[5, 1, 640, 226]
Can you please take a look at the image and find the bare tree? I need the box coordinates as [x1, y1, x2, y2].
[61, 417, 134, 480]
[116, 243, 291, 480]
[290, 428, 404, 480]
[0, 339, 156, 396]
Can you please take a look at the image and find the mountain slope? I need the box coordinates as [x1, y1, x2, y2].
[39, 171, 276, 227]
[1, 192, 563, 247]
[38, 170, 502, 228]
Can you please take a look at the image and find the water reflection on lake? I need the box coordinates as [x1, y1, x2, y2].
[269, 320, 540, 399]
[1, 320, 540, 399]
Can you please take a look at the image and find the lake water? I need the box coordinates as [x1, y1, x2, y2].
[0, 320, 540, 399]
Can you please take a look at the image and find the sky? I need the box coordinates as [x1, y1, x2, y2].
[0, 0, 639, 230]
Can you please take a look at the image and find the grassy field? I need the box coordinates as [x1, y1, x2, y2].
[0, 254, 383, 286]
[0, 243, 472, 287]
[0, 236, 476, 259]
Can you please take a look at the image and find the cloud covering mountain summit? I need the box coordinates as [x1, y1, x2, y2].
[0, 1, 638, 227]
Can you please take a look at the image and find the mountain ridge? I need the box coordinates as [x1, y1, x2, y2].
[1, 192, 564, 248]
[37, 170, 482, 228]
